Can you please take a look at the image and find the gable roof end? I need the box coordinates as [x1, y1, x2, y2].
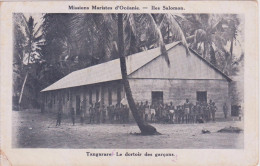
[189, 48, 232, 82]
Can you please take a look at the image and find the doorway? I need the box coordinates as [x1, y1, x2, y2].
[152, 91, 163, 105]
[196, 91, 207, 103]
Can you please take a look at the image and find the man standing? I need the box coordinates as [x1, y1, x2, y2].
[223, 102, 228, 119]
[107, 105, 112, 122]
[150, 104, 156, 122]
[111, 105, 115, 123]
[175, 106, 180, 123]
[155, 104, 159, 122]
[80, 106, 85, 125]
[158, 102, 164, 122]
[202, 102, 208, 122]
[144, 101, 150, 122]
[169, 106, 174, 124]
[56, 99, 62, 126]
[179, 105, 184, 123]
[115, 104, 120, 122]
[102, 104, 106, 123]
[208, 99, 213, 121]
[169, 102, 174, 123]
[211, 102, 217, 121]
[70, 107, 75, 125]
[56, 110, 62, 126]
[190, 104, 195, 123]
[184, 99, 191, 123]
[193, 103, 199, 123]
[95, 102, 101, 124]
[81, 97, 87, 122]
[207, 102, 211, 121]
[119, 105, 124, 123]
[89, 103, 95, 124]
[196, 102, 204, 123]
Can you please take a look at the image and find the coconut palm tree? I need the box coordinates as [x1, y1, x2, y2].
[218, 15, 242, 75]
[118, 13, 189, 134]
[183, 14, 243, 71]
[118, 14, 159, 135]
[13, 14, 44, 109]
[42, 14, 77, 74]
[183, 14, 224, 64]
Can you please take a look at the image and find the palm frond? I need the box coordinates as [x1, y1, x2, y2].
[146, 14, 169, 65]
[165, 14, 190, 55]
[98, 14, 115, 59]
[127, 14, 137, 37]
[21, 14, 30, 36]
[33, 24, 43, 38]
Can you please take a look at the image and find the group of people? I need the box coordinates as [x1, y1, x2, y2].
[56, 98, 228, 126]
[88, 103, 130, 124]
[136, 99, 224, 124]
[56, 100, 130, 126]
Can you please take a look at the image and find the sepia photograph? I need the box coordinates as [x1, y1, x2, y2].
[12, 13, 245, 149]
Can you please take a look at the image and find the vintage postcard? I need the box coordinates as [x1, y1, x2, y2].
[0, 0, 258, 166]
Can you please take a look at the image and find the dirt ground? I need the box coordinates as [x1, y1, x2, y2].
[12, 110, 244, 149]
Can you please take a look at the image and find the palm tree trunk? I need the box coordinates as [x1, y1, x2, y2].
[230, 38, 233, 58]
[117, 14, 158, 135]
[227, 38, 234, 75]
[167, 23, 170, 43]
[18, 72, 28, 110]
[18, 50, 32, 110]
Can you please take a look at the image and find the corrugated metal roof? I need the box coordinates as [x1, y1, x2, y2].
[41, 42, 181, 92]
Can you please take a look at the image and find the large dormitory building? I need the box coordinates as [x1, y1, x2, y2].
[41, 42, 232, 118]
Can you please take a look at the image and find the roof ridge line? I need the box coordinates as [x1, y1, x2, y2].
[71, 41, 181, 74]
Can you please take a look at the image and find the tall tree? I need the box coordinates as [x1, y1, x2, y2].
[219, 15, 242, 75]
[42, 14, 75, 75]
[183, 14, 223, 63]
[118, 14, 157, 135]
[13, 14, 44, 109]
[117, 14, 189, 134]
[69, 14, 117, 65]
[13, 14, 27, 108]
[183, 14, 243, 72]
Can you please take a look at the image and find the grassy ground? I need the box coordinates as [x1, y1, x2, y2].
[12, 110, 244, 149]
